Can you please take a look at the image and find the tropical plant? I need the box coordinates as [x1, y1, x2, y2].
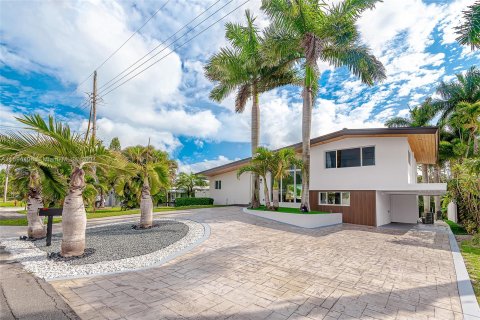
[261, 0, 386, 211]
[269, 148, 302, 210]
[175, 172, 208, 198]
[3, 114, 127, 256]
[237, 147, 274, 209]
[449, 101, 480, 156]
[205, 10, 297, 209]
[432, 66, 480, 122]
[119, 145, 170, 228]
[456, 1, 480, 50]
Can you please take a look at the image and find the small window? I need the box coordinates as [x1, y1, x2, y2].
[318, 191, 351, 206]
[337, 148, 361, 168]
[214, 180, 222, 190]
[362, 146, 375, 166]
[341, 192, 350, 206]
[320, 192, 327, 204]
[325, 151, 336, 168]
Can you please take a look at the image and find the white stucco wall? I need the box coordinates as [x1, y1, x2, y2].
[376, 191, 391, 226]
[194, 190, 210, 198]
[208, 171, 251, 205]
[391, 194, 419, 223]
[310, 137, 411, 190]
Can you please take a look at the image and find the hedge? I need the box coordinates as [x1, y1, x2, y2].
[174, 197, 214, 207]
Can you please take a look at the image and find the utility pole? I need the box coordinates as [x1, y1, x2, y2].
[92, 70, 98, 141]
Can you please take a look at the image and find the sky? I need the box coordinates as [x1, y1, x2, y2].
[0, 0, 478, 173]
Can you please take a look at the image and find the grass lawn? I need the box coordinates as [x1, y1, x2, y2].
[461, 239, 480, 303]
[445, 220, 469, 235]
[0, 201, 25, 207]
[445, 220, 480, 302]
[0, 205, 221, 226]
[252, 205, 329, 214]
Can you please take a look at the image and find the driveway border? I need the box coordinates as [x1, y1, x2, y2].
[446, 227, 480, 319]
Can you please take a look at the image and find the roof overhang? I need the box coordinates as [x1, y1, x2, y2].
[198, 127, 439, 176]
[378, 183, 447, 196]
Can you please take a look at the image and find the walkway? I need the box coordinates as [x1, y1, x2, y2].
[43, 207, 469, 320]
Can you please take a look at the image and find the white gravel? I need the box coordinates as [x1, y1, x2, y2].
[1, 218, 206, 280]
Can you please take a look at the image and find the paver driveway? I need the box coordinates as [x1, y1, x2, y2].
[51, 207, 464, 320]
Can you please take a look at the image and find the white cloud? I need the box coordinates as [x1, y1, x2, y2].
[178, 155, 237, 173]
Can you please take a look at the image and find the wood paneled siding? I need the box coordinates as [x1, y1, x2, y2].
[310, 190, 376, 226]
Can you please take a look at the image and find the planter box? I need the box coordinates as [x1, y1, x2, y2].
[243, 208, 342, 228]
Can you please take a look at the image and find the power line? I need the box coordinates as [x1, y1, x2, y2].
[94, 0, 171, 72]
[98, 0, 249, 98]
[98, 0, 224, 91]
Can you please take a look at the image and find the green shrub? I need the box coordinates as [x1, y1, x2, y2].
[465, 220, 480, 235]
[174, 197, 214, 207]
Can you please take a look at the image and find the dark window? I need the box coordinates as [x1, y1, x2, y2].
[320, 192, 327, 204]
[325, 151, 336, 168]
[215, 180, 222, 190]
[337, 148, 361, 168]
[362, 146, 375, 166]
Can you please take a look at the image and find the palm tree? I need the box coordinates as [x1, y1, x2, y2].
[121, 146, 170, 228]
[205, 10, 297, 209]
[176, 172, 208, 198]
[269, 148, 302, 210]
[456, 1, 480, 50]
[262, 0, 386, 211]
[449, 101, 480, 156]
[4, 114, 127, 257]
[432, 66, 480, 122]
[237, 147, 274, 209]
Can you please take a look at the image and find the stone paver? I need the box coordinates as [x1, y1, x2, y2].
[45, 207, 465, 319]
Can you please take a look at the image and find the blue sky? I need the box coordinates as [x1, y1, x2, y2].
[0, 0, 478, 172]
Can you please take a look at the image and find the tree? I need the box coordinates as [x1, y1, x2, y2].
[385, 100, 435, 213]
[449, 101, 480, 156]
[109, 137, 121, 151]
[120, 145, 170, 228]
[237, 147, 274, 209]
[175, 172, 208, 198]
[269, 148, 302, 210]
[456, 1, 480, 50]
[205, 10, 297, 209]
[262, 0, 386, 211]
[6, 114, 127, 256]
[432, 66, 480, 122]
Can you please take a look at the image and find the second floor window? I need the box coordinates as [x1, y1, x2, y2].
[214, 180, 222, 189]
[325, 146, 375, 168]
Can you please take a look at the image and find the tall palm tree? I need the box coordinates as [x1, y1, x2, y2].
[449, 101, 480, 156]
[262, 0, 386, 211]
[385, 101, 436, 213]
[176, 172, 208, 198]
[432, 66, 480, 122]
[120, 146, 170, 228]
[238, 147, 274, 209]
[4, 114, 127, 257]
[205, 10, 297, 209]
[456, 1, 480, 50]
[269, 148, 302, 210]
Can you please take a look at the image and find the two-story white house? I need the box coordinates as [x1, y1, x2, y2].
[198, 127, 447, 227]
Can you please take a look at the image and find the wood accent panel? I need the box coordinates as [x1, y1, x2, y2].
[310, 190, 376, 227]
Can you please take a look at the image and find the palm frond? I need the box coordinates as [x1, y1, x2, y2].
[455, 1, 480, 50]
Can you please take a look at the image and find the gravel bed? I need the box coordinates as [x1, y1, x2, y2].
[1, 219, 206, 280]
[35, 220, 189, 265]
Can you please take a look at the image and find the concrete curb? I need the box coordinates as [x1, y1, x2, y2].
[446, 227, 480, 319]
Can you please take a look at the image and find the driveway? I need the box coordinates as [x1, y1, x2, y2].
[49, 207, 464, 320]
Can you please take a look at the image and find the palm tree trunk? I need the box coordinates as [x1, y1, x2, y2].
[140, 178, 153, 228]
[61, 167, 87, 257]
[26, 186, 46, 239]
[422, 164, 430, 214]
[263, 175, 271, 209]
[251, 87, 260, 208]
[3, 165, 9, 203]
[300, 86, 312, 211]
[434, 165, 441, 215]
[272, 179, 279, 210]
[472, 130, 478, 155]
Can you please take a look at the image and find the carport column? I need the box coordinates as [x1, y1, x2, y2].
[422, 164, 430, 215]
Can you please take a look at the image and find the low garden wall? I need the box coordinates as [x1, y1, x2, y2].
[243, 208, 342, 228]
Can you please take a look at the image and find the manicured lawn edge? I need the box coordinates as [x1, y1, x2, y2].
[0, 205, 223, 226]
[445, 220, 469, 235]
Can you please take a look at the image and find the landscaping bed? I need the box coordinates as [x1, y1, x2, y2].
[244, 207, 341, 228]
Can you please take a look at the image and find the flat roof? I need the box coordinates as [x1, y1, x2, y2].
[198, 127, 439, 176]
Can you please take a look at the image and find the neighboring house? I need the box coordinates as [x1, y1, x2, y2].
[194, 187, 210, 198]
[198, 127, 447, 227]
